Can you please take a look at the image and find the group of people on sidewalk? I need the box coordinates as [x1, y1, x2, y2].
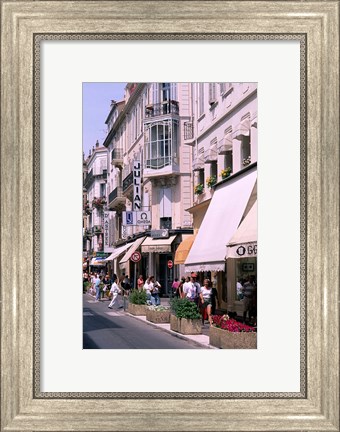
[171, 273, 216, 325]
[83, 271, 131, 309]
[137, 275, 162, 306]
[84, 270, 256, 326]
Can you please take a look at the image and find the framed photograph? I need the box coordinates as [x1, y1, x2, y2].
[1, 1, 339, 431]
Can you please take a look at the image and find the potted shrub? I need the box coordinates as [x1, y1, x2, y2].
[242, 155, 251, 166]
[206, 175, 217, 188]
[209, 314, 257, 349]
[194, 183, 204, 195]
[146, 305, 171, 323]
[170, 298, 202, 335]
[92, 196, 107, 210]
[221, 167, 232, 179]
[127, 289, 148, 315]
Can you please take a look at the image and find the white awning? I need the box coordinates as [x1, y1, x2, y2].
[184, 167, 257, 272]
[141, 235, 177, 253]
[90, 257, 107, 266]
[226, 201, 257, 259]
[119, 236, 146, 266]
[104, 243, 132, 261]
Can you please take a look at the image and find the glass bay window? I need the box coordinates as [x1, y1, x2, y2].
[144, 119, 179, 170]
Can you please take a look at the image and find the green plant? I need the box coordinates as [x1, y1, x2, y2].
[83, 281, 91, 293]
[206, 175, 217, 188]
[129, 289, 147, 305]
[170, 298, 201, 320]
[194, 183, 204, 195]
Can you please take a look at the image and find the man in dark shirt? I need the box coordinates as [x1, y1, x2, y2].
[242, 276, 255, 323]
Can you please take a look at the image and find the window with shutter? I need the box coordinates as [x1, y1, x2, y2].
[209, 83, 216, 105]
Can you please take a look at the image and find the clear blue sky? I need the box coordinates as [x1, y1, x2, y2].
[82, 82, 126, 156]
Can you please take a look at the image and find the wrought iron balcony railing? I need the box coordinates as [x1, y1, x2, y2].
[144, 100, 179, 118]
[122, 172, 133, 192]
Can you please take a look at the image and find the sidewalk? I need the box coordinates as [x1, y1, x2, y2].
[127, 296, 216, 349]
[126, 312, 215, 349]
[85, 293, 216, 349]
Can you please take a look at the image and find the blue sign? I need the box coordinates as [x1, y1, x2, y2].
[126, 211, 134, 225]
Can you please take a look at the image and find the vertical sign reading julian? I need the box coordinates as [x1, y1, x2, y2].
[133, 158, 142, 211]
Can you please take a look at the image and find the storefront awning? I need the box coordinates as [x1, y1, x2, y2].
[90, 257, 107, 266]
[104, 243, 132, 261]
[174, 235, 196, 264]
[119, 236, 146, 266]
[184, 167, 257, 272]
[226, 201, 257, 259]
[141, 235, 177, 253]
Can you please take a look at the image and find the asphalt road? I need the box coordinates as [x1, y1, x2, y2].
[83, 294, 201, 349]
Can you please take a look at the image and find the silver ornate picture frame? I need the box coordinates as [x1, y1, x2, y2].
[1, 1, 339, 431]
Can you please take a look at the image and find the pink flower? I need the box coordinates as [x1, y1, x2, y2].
[211, 315, 255, 332]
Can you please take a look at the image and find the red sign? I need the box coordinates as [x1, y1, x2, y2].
[167, 260, 173, 269]
[130, 251, 142, 263]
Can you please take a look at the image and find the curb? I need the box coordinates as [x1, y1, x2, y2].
[126, 312, 217, 349]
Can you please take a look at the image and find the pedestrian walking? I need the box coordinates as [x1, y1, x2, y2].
[121, 275, 131, 294]
[191, 273, 201, 305]
[137, 274, 144, 291]
[178, 277, 186, 298]
[152, 280, 161, 306]
[108, 276, 122, 309]
[102, 274, 111, 299]
[171, 278, 180, 297]
[242, 276, 256, 323]
[199, 278, 213, 325]
[183, 276, 196, 301]
[94, 274, 101, 302]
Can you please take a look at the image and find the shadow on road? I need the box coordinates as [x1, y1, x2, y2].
[83, 306, 123, 349]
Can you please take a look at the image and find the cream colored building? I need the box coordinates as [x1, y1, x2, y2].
[103, 83, 194, 293]
[83, 141, 108, 266]
[182, 83, 258, 315]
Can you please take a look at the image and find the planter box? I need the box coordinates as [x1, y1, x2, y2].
[128, 303, 148, 316]
[170, 315, 202, 335]
[170, 314, 180, 332]
[146, 309, 170, 323]
[209, 325, 257, 349]
[180, 317, 202, 335]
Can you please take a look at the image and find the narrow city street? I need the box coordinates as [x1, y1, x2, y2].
[83, 294, 202, 349]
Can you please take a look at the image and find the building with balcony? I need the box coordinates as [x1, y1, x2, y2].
[103, 83, 194, 292]
[83, 140, 108, 260]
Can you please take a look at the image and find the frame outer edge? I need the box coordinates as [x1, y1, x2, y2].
[1, 2, 21, 430]
[0, 1, 339, 432]
[320, 3, 340, 428]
